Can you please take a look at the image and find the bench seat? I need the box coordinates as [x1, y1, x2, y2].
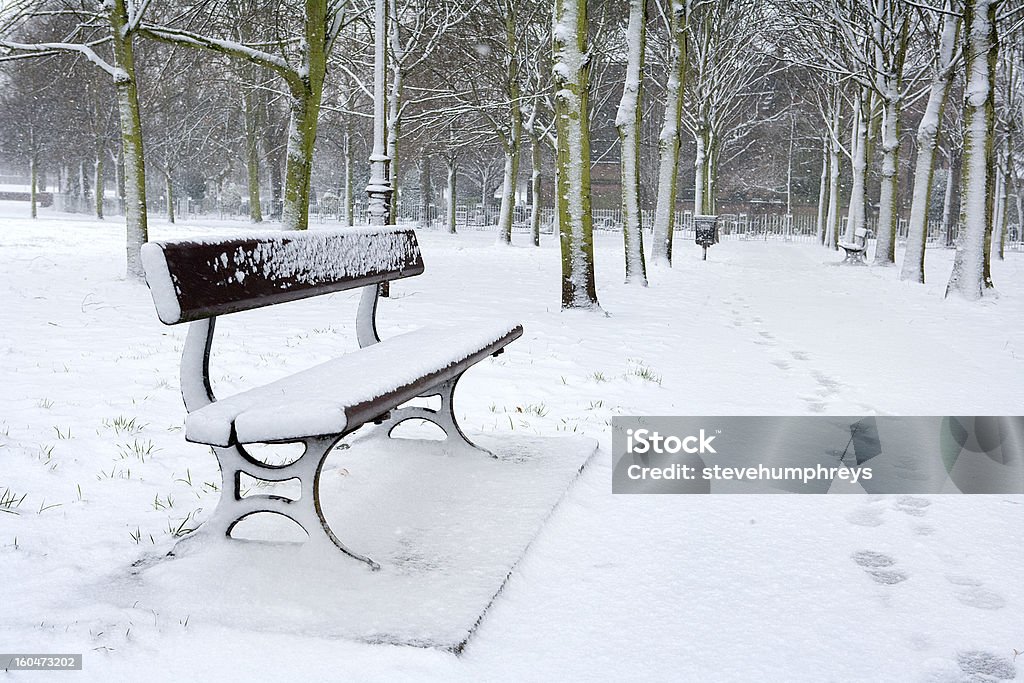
[186, 321, 523, 447]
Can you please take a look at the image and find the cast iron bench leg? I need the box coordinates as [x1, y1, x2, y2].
[202, 436, 380, 570]
[376, 372, 493, 456]
[841, 247, 865, 264]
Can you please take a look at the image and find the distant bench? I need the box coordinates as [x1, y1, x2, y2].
[839, 227, 869, 264]
[141, 227, 523, 569]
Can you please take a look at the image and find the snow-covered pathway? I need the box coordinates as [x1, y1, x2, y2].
[1, 208, 1021, 681]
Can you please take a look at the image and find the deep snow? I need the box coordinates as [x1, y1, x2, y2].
[1, 202, 1022, 681]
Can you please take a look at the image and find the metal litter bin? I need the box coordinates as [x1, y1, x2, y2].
[694, 214, 719, 260]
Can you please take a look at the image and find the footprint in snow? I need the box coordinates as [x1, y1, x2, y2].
[770, 359, 791, 370]
[801, 398, 827, 413]
[847, 505, 885, 527]
[944, 575, 1007, 610]
[956, 651, 1016, 680]
[852, 550, 908, 585]
[852, 550, 895, 568]
[955, 587, 1007, 610]
[790, 350, 811, 361]
[894, 496, 932, 517]
[868, 569, 909, 585]
[811, 371, 842, 395]
[946, 575, 983, 587]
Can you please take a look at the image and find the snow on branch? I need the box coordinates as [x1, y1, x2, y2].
[0, 38, 126, 81]
[126, 0, 154, 34]
[325, 0, 348, 53]
[902, 0, 964, 18]
[139, 24, 294, 79]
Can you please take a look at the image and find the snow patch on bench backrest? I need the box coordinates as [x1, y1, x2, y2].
[141, 227, 424, 324]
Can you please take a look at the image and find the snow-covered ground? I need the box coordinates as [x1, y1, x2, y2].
[2, 201, 1022, 681]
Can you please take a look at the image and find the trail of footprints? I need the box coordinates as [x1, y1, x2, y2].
[847, 496, 1016, 681]
[724, 296, 1015, 679]
[724, 295, 842, 412]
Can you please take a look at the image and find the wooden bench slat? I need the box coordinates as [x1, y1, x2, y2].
[185, 321, 523, 446]
[141, 227, 424, 325]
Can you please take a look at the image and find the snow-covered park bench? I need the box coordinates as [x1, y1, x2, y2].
[839, 227, 869, 264]
[140, 227, 523, 569]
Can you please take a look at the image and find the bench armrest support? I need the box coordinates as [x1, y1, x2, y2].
[356, 284, 381, 348]
[181, 317, 217, 412]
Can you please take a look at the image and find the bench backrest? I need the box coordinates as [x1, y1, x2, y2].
[854, 227, 868, 238]
[141, 227, 423, 325]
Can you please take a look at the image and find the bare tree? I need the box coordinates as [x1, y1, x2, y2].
[649, 0, 687, 267]
[615, 0, 647, 284]
[141, 0, 350, 230]
[946, 0, 1002, 299]
[552, 0, 598, 308]
[2, 0, 153, 279]
[901, 1, 960, 283]
[683, 0, 774, 218]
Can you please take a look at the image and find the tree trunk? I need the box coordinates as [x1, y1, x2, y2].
[280, 87, 322, 231]
[109, 0, 148, 280]
[815, 137, 828, 244]
[844, 89, 869, 244]
[946, 0, 997, 299]
[244, 88, 263, 223]
[553, 0, 598, 308]
[706, 130, 719, 215]
[79, 161, 88, 204]
[495, 145, 521, 244]
[496, 124, 521, 243]
[900, 8, 957, 282]
[342, 126, 354, 226]
[280, 0, 330, 231]
[29, 154, 38, 219]
[113, 148, 124, 200]
[993, 158, 1007, 261]
[693, 129, 707, 217]
[874, 94, 901, 265]
[529, 135, 542, 247]
[650, 0, 686, 267]
[826, 101, 841, 249]
[616, 0, 647, 284]
[1011, 169, 1023, 253]
[95, 155, 104, 219]
[418, 155, 433, 228]
[941, 152, 959, 245]
[446, 156, 457, 234]
[552, 159, 560, 237]
[263, 102, 285, 219]
[165, 170, 175, 224]
[479, 166, 491, 218]
[496, 9, 522, 246]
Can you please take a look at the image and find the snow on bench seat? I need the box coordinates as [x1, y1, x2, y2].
[186, 321, 522, 446]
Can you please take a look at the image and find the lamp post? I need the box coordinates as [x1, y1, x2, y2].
[366, 0, 392, 225]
